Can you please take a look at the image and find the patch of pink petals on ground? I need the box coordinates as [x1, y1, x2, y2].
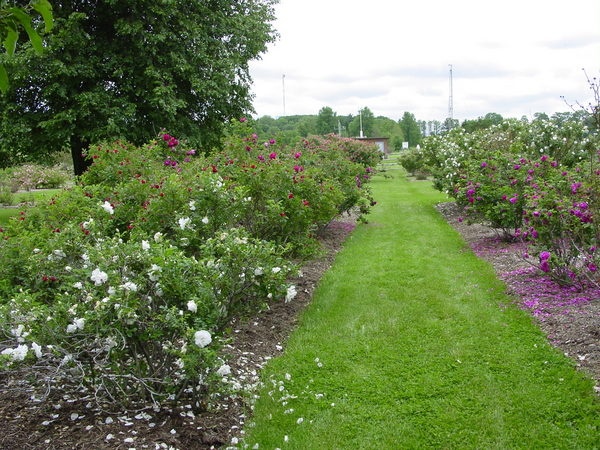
[470, 236, 600, 321]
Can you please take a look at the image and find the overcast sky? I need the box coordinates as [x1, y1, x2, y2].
[248, 0, 600, 123]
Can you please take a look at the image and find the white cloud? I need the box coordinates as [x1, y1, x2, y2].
[250, 0, 600, 122]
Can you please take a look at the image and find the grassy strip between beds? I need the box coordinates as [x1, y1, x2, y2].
[241, 173, 600, 449]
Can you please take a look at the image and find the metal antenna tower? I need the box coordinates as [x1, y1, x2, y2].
[448, 64, 454, 123]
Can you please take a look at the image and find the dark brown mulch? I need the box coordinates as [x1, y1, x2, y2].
[1, 202, 598, 450]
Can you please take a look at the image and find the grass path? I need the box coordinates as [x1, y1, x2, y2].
[241, 174, 599, 449]
[0, 189, 63, 224]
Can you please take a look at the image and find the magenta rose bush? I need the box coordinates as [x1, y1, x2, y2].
[214, 121, 379, 253]
[420, 115, 599, 285]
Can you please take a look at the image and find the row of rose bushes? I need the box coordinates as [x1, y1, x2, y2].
[413, 115, 600, 286]
[0, 120, 381, 410]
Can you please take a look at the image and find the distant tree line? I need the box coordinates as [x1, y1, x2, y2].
[254, 107, 426, 151]
[255, 107, 598, 153]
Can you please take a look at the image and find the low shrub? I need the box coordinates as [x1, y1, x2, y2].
[9, 163, 71, 191]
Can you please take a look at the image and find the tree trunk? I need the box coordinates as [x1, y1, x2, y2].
[71, 135, 92, 176]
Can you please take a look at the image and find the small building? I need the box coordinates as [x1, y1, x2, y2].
[354, 137, 391, 157]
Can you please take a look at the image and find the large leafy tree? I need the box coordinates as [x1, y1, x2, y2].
[399, 111, 422, 147]
[372, 116, 404, 151]
[315, 106, 336, 135]
[348, 106, 374, 137]
[0, 0, 278, 173]
[461, 112, 504, 133]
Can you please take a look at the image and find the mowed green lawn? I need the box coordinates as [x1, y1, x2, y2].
[241, 174, 600, 449]
[0, 189, 61, 225]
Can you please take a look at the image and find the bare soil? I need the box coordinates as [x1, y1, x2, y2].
[1, 203, 598, 450]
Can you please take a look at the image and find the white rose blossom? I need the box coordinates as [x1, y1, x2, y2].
[90, 268, 108, 285]
[31, 342, 42, 359]
[120, 281, 138, 292]
[101, 201, 114, 215]
[66, 317, 85, 333]
[178, 217, 192, 230]
[194, 330, 212, 348]
[148, 264, 162, 281]
[285, 285, 297, 303]
[187, 300, 198, 313]
[2, 344, 29, 361]
[216, 364, 231, 377]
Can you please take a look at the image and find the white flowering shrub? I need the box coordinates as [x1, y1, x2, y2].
[10, 163, 70, 190]
[0, 223, 294, 409]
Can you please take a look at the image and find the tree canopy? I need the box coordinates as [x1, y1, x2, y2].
[316, 106, 336, 135]
[348, 107, 374, 137]
[0, 0, 278, 173]
[399, 111, 422, 147]
[0, 0, 53, 93]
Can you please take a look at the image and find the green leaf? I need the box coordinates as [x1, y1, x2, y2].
[32, 0, 54, 33]
[0, 64, 8, 94]
[8, 7, 43, 54]
[3, 28, 18, 56]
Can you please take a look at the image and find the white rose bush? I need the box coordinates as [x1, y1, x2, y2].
[0, 120, 380, 411]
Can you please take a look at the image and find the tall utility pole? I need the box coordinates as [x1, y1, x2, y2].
[448, 64, 454, 124]
[282, 74, 286, 116]
[359, 109, 364, 138]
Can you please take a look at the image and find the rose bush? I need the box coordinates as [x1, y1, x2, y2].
[0, 120, 377, 410]
[418, 113, 600, 285]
